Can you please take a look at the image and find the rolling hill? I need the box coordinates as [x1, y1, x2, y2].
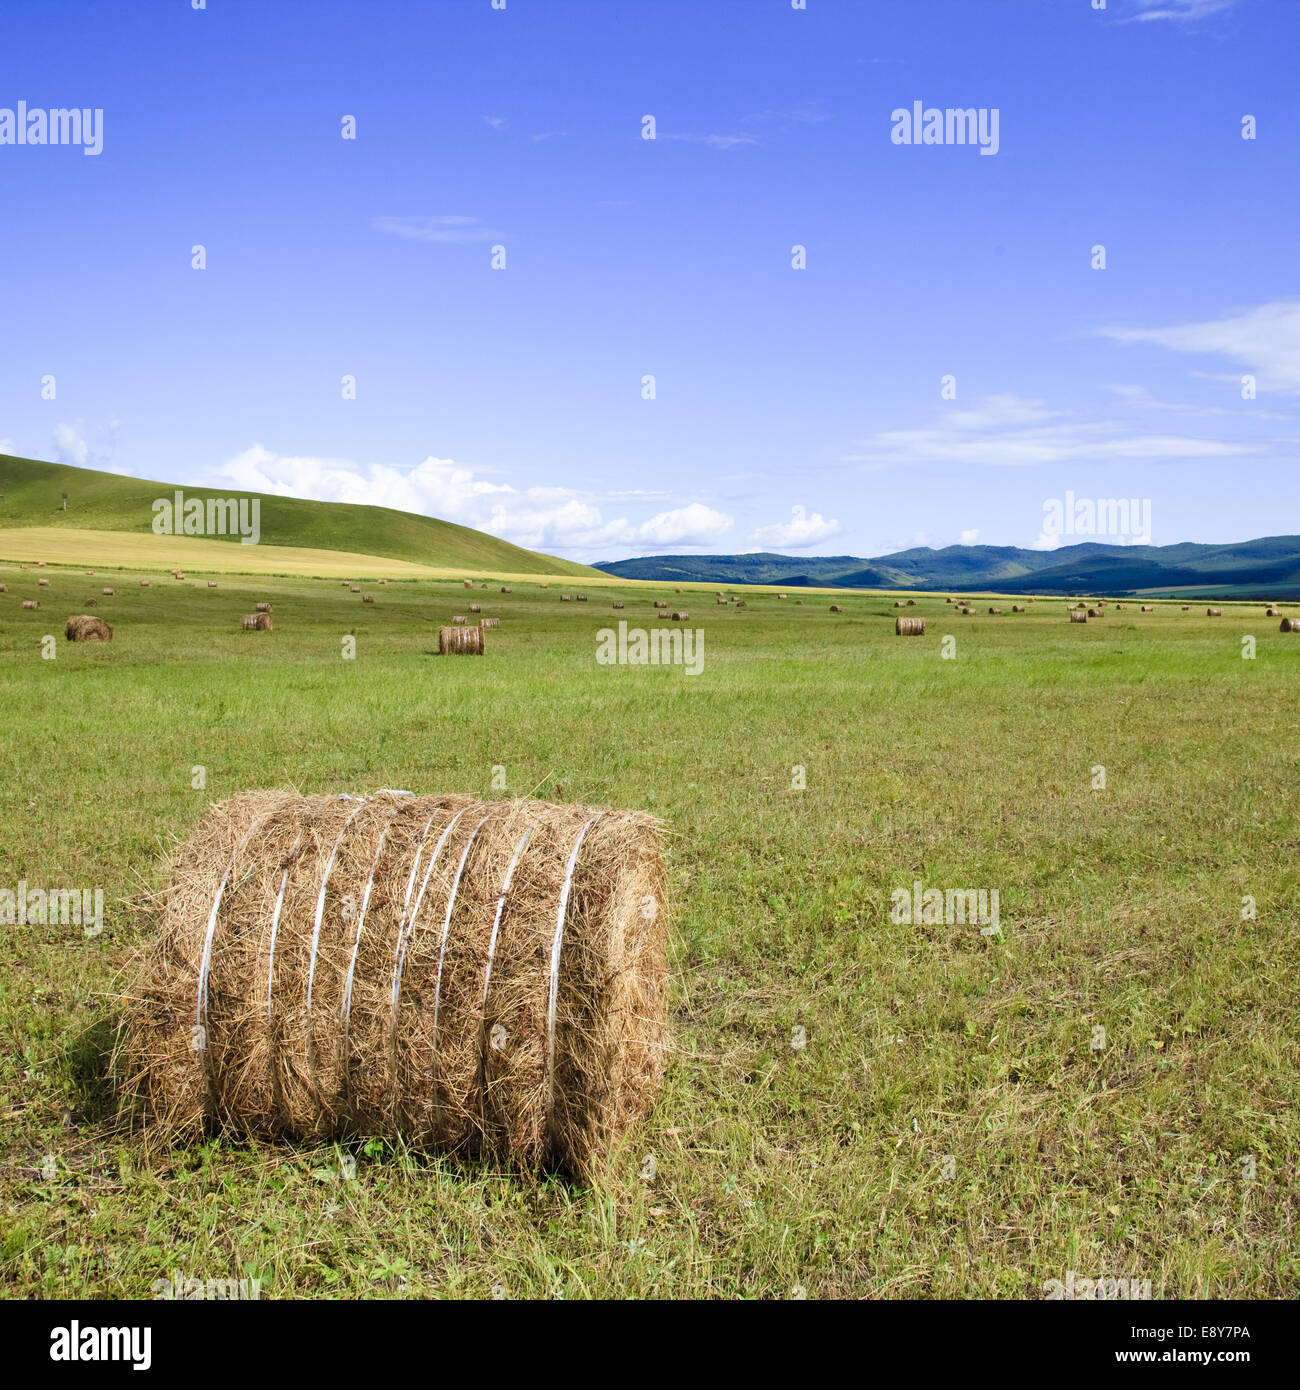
[597, 537, 1300, 597]
[0, 453, 597, 578]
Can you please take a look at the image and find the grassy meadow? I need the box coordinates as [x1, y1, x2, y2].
[1, 555, 1297, 1299]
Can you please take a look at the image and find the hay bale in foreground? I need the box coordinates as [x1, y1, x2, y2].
[21, 599, 39, 609]
[1069, 611, 1087, 623]
[1206, 607, 1223, 617]
[65, 615, 113, 642]
[120, 790, 667, 1180]
[242, 613, 273, 632]
[440, 625, 484, 654]
[895, 616, 925, 636]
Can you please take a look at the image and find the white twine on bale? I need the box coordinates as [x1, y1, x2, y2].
[196, 811, 274, 1044]
[544, 813, 603, 1125]
[305, 795, 371, 1013]
[339, 813, 399, 1029]
[390, 805, 473, 1019]
[431, 813, 493, 1039]
[480, 826, 535, 1008]
[265, 830, 304, 1019]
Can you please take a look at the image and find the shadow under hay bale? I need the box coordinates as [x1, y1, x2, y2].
[66, 614, 113, 641]
[119, 789, 667, 1180]
[895, 615, 925, 636]
[440, 625, 484, 654]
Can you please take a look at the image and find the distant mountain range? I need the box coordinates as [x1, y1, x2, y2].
[596, 538, 1300, 598]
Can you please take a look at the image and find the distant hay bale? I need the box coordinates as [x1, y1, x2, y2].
[140, 580, 150, 587]
[561, 594, 572, 602]
[0, 583, 6, 592]
[378, 579, 387, 585]
[38, 578, 50, 587]
[469, 603, 482, 613]
[452, 615, 467, 625]
[946, 597, 955, 603]
[480, 617, 500, 628]
[464, 579, 473, 588]
[894, 601, 904, 608]
[501, 586, 512, 594]
[653, 600, 668, 609]
[734, 600, 747, 609]
[85, 598, 97, 607]
[118, 789, 667, 1179]
[777, 593, 787, 599]
[716, 592, 724, 599]
[540, 583, 548, 589]
[362, 594, 375, 604]
[716, 596, 727, 605]
[85, 570, 94, 576]
[670, 610, 690, 621]
[988, 606, 1002, 614]
[37, 561, 45, 567]
[350, 586, 361, 594]
[829, 604, 843, 613]
[675, 589, 682, 595]
[794, 599, 803, 605]
[480, 583, 489, 590]
[895, 616, 925, 636]
[1206, 607, 1223, 617]
[1069, 611, 1088, 623]
[241, 613, 273, 631]
[1141, 604, 1154, 612]
[1115, 603, 1126, 610]
[256, 602, 272, 613]
[906, 598, 916, 606]
[1087, 608, 1102, 618]
[1012, 604, 1025, 612]
[576, 594, 588, 602]
[440, 625, 484, 654]
[612, 601, 625, 609]
[1265, 607, 1280, 617]
[208, 581, 218, 588]
[21, 599, 39, 610]
[1280, 617, 1299, 632]
[1181, 605, 1190, 611]
[65, 614, 113, 642]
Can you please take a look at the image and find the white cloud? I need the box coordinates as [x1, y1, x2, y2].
[219, 446, 733, 557]
[659, 133, 758, 151]
[749, 505, 842, 549]
[1122, 0, 1236, 20]
[483, 116, 507, 131]
[53, 422, 89, 466]
[373, 215, 501, 244]
[0, 438, 13, 454]
[849, 393, 1253, 467]
[958, 528, 980, 545]
[1099, 299, 1300, 395]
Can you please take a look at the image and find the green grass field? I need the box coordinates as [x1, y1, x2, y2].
[1, 559, 1297, 1299]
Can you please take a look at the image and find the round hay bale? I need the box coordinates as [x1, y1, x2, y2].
[576, 594, 588, 602]
[100, 586, 116, 596]
[561, 594, 572, 602]
[1087, 608, 1102, 618]
[256, 602, 272, 613]
[65, 614, 113, 642]
[85, 570, 95, 576]
[946, 597, 955, 603]
[777, 593, 787, 600]
[241, 613, 273, 631]
[464, 579, 473, 588]
[350, 586, 361, 594]
[1280, 617, 1299, 633]
[479, 617, 500, 628]
[988, 606, 1002, 614]
[501, 586, 512, 594]
[829, 604, 843, 613]
[119, 789, 667, 1180]
[208, 581, 218, 588]
[906, 598, 916, 606]
[21, 599, 39, 609]
[1265, 608, 1280, 617]
[716, 596, 727, 605]
[895, 616, 925, 636]
[653, 600, 668, 609]
[140, 579, 151, 587]
[670, 610, 690, 621]
[379, 579, 387, 586]
[468, 603, 482, 613]
[440, 625, 484, 655]
[342, 581, 352, 588]
[362, 594, 375, 604]
[1206, 607, 1222, 617]
[1141, 605, 1154, 612]
[1012, 604, 1025, 612]
[0, 583, 6, 592]
[612, 601, 625, 610]
[1069, 611, 1088, 623]
[38, 578, 50, 587]
[894, 601, 904, 608]
[1181, 605, 1190, 611]
[452, 615, 467, 625]
[794, 599, 803, 605]
[84, 598, 97, 607]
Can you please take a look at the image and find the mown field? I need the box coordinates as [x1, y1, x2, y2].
[1, 557, 1297, 1299]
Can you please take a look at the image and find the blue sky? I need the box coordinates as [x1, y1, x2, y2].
[1, 0, 1296, 561]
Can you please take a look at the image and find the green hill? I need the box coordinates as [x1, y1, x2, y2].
[0, 453, 596, 578]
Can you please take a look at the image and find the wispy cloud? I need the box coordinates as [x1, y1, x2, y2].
[372, 215, 501, 244]
[1098, 299, 1300, 395]
[1121, 0, 1237, 21]
[848, 393, 1253, 468]
[482, 116, 507, 131]
[659, 132, 758, 151]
